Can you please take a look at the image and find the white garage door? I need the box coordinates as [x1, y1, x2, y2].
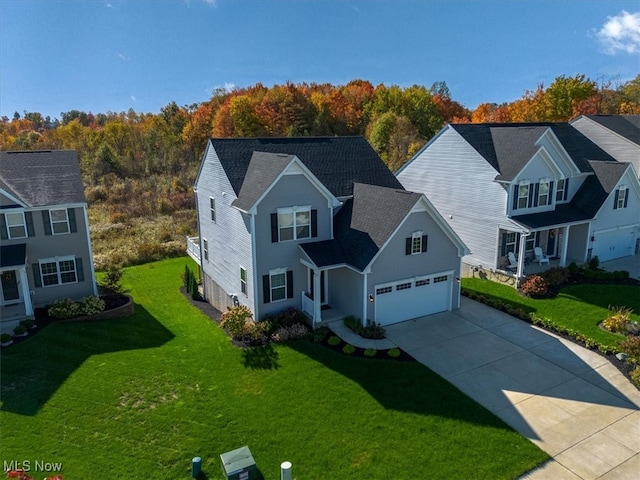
[592, 227, 635, 262]
[374, 272, 452, 326]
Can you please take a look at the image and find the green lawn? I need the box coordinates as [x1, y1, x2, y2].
[1, 258, 547, 479]
[462, 277, 640, 346]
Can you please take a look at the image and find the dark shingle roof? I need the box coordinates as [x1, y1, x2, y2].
[583, 115, 640, 146]
[450, 123, 616, 181]
[0, 150, 85, 206]
[209, 136, 403, 198]
[300, 183, 422, 271]
[231, 152, 294, 211]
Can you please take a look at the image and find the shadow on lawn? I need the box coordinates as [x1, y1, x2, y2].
[242, 344, 280, 370]
[285, 340, 516, 431]
[0, 304, 174, 416]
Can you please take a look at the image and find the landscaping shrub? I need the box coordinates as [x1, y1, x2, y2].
[271, 323, 309, 343]
[620, 336, 640, 360]
[568, 261, 579, 276]
[48, 298, 82, 319]
[13, 325, 26, 336]
[387, 348, 401, 358]
[100, 265, 127, 294]
[520, 275, 548, 298]
[19, 318, 34, 329]
[630, 367, 640, 388]
[262, 307, 308, 333]
[601, 306, 633, 334]
[312, 326, 329, 343]
[364, 348, 377, 357]
[182, 264, 201, 300]
[1, 333, 12, 343]
[343, 315, 386, 339]
[81, 296, 107, 316]
[588, 255, 600, 270]
[342, 344, 356, 355]
[541, 267, 570, 287]
[220, 305, 254, 340]
[327, 335, 341, 346]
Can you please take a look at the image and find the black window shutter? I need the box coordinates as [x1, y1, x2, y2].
[564, 178, 569, 201]
[271, 214, 278, 242]
[311, 209, 318, 237]
[25, 211, 35, 237]
[512, 185, 518, 210]
[421, 235, 428, 253]
[500, 233, 507, 256]
[262, 275, 271, 303]
[548, 181, 554, 205]
[286, 270, 294, 299]
[0, 214, 7, 240]
[533, 183, 540, 207]
[32, 263, 42, 288]
[405, 237, 412, 255]
[613, 189, 620, 209]
[624, 188, 629, 208]
[68, 208, 77, 233]
[535, 231, 541, 247]
[75, 257, 84, 282]
[42, 210, 52, 235]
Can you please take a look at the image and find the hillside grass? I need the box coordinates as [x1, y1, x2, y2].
[1, 258, 547, 479]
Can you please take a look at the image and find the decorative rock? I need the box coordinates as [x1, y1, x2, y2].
[616, 352, 628, 361]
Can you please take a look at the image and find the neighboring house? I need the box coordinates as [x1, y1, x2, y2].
[0, 150, 97, 332]
[397, 123, 640, 279]
[571, 115, 640, 178]
[190, 136, 468, 327]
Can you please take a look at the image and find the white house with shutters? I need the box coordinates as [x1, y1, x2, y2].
[397, 122, 640, 278]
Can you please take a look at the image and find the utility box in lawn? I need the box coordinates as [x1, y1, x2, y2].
[220, 446, 257, 480]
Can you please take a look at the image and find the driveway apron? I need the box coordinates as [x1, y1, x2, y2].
[385, 297, 640, 480]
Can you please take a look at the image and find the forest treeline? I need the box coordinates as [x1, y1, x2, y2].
[2, 75, 638, 268]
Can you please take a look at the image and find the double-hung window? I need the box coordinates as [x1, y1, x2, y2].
[39, 257, 78, 286]
[202, 239, 209, 261]
[5, 212, 27, 239]
[278, 206, 310, 241]
[614, 186, 629, 210]
[210, 197, 216, 222]
[504, 232, 518, 255]
[270, 269, 287, 302]
[556, 178, 568, 202]
[240, 267, 247, 295]
[537, 180, 550, 207]
[50, 208, 70, 234]
[517, 183, 529, 209]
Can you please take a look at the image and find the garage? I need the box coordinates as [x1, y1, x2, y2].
[374, 271, 452, 326]
[592, 227, 636, 262]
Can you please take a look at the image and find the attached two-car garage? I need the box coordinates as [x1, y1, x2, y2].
[374, 271, 453, 326]
[592, 226, 636, 262]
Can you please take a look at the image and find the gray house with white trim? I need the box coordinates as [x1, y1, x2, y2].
[0, 150, 98, 333]
[190, 137, 468, 327]
[397, 122, 640, 279]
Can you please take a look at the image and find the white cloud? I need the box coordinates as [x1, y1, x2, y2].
[131, 96, 137, 102]
[597, 10, 640, 54]
[117, 53, 129, 61]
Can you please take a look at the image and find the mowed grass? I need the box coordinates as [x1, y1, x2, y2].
[1, 258, 547, 479]
[462, 277, 640, 346]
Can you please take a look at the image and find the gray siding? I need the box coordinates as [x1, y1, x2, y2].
[0, 205, 95, 306]
[567, 223, 589, 262]
[366, 208, 461, 320]
[327, 267, 363, 320]
[255, 173, 333, 318]
[196, 144, 255, 314]
[398, 127, 513, 269]
[572, 117, 640, 177]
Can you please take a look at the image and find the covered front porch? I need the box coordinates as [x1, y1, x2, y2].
[1, 244, 34, 334]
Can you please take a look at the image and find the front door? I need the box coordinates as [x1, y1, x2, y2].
[309, 270, 325, 303]
[547, 229, 557, 256]
[1, 270, 20, 304]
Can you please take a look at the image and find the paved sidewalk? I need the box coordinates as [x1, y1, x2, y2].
[327, 319, 396, 350]
[385, 297, 640, 480]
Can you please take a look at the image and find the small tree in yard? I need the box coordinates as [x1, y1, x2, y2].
[220, 305, 254, 340]
[100, 265, 128, 294]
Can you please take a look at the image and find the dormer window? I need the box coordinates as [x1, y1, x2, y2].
[538, 180, 550, 207]
[517, 182, 529, 209]
[556, 178, 569, 202]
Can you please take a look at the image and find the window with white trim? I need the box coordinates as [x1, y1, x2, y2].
[411, 231, 423, 255]
[416, 278, 430, 287]
[376, 286, 392, 295]
[40, 257, 77, 286]
[202, 238, 209, 261]
[396, 282, 412, 291]
[538, 180, 550, 206]
[556, 178, 566, 202]
[615, 186, 628, 209]
[270, 269, 287, 302]
[210, 197, 216, 222]
[433, 275, 448, 283]
[517, 183, 529, 209]
[240, 267, 247, 295]
[278, 206, 311, 241]
[5, 212, 26, 239]
[505, 232, 517, 255]
[50, 208, 70, 234]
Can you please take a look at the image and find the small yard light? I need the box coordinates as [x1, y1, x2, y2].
[280, 461, 292, 480]
[191, 456, 202, 478]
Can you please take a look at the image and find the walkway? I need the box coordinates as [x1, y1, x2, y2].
[384, 297, 640, 480]
[327, 320, 395, 350]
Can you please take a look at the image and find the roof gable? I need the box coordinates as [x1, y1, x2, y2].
[583, 115, 640, 146]
[208, 136, 403, 198]
[0, 150, 85, 207]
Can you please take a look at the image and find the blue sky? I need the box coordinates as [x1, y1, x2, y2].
[1, 0, 639, 120]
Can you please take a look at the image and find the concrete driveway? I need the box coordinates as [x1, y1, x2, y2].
[601, 254, 640, 280]
[385, 297, 640, 480]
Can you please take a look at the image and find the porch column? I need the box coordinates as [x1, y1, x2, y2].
[18, 267, 33, 316]
[313, 268, 322, 324]
[516, 233, 529, 280]
[559, 226, 569, 267]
